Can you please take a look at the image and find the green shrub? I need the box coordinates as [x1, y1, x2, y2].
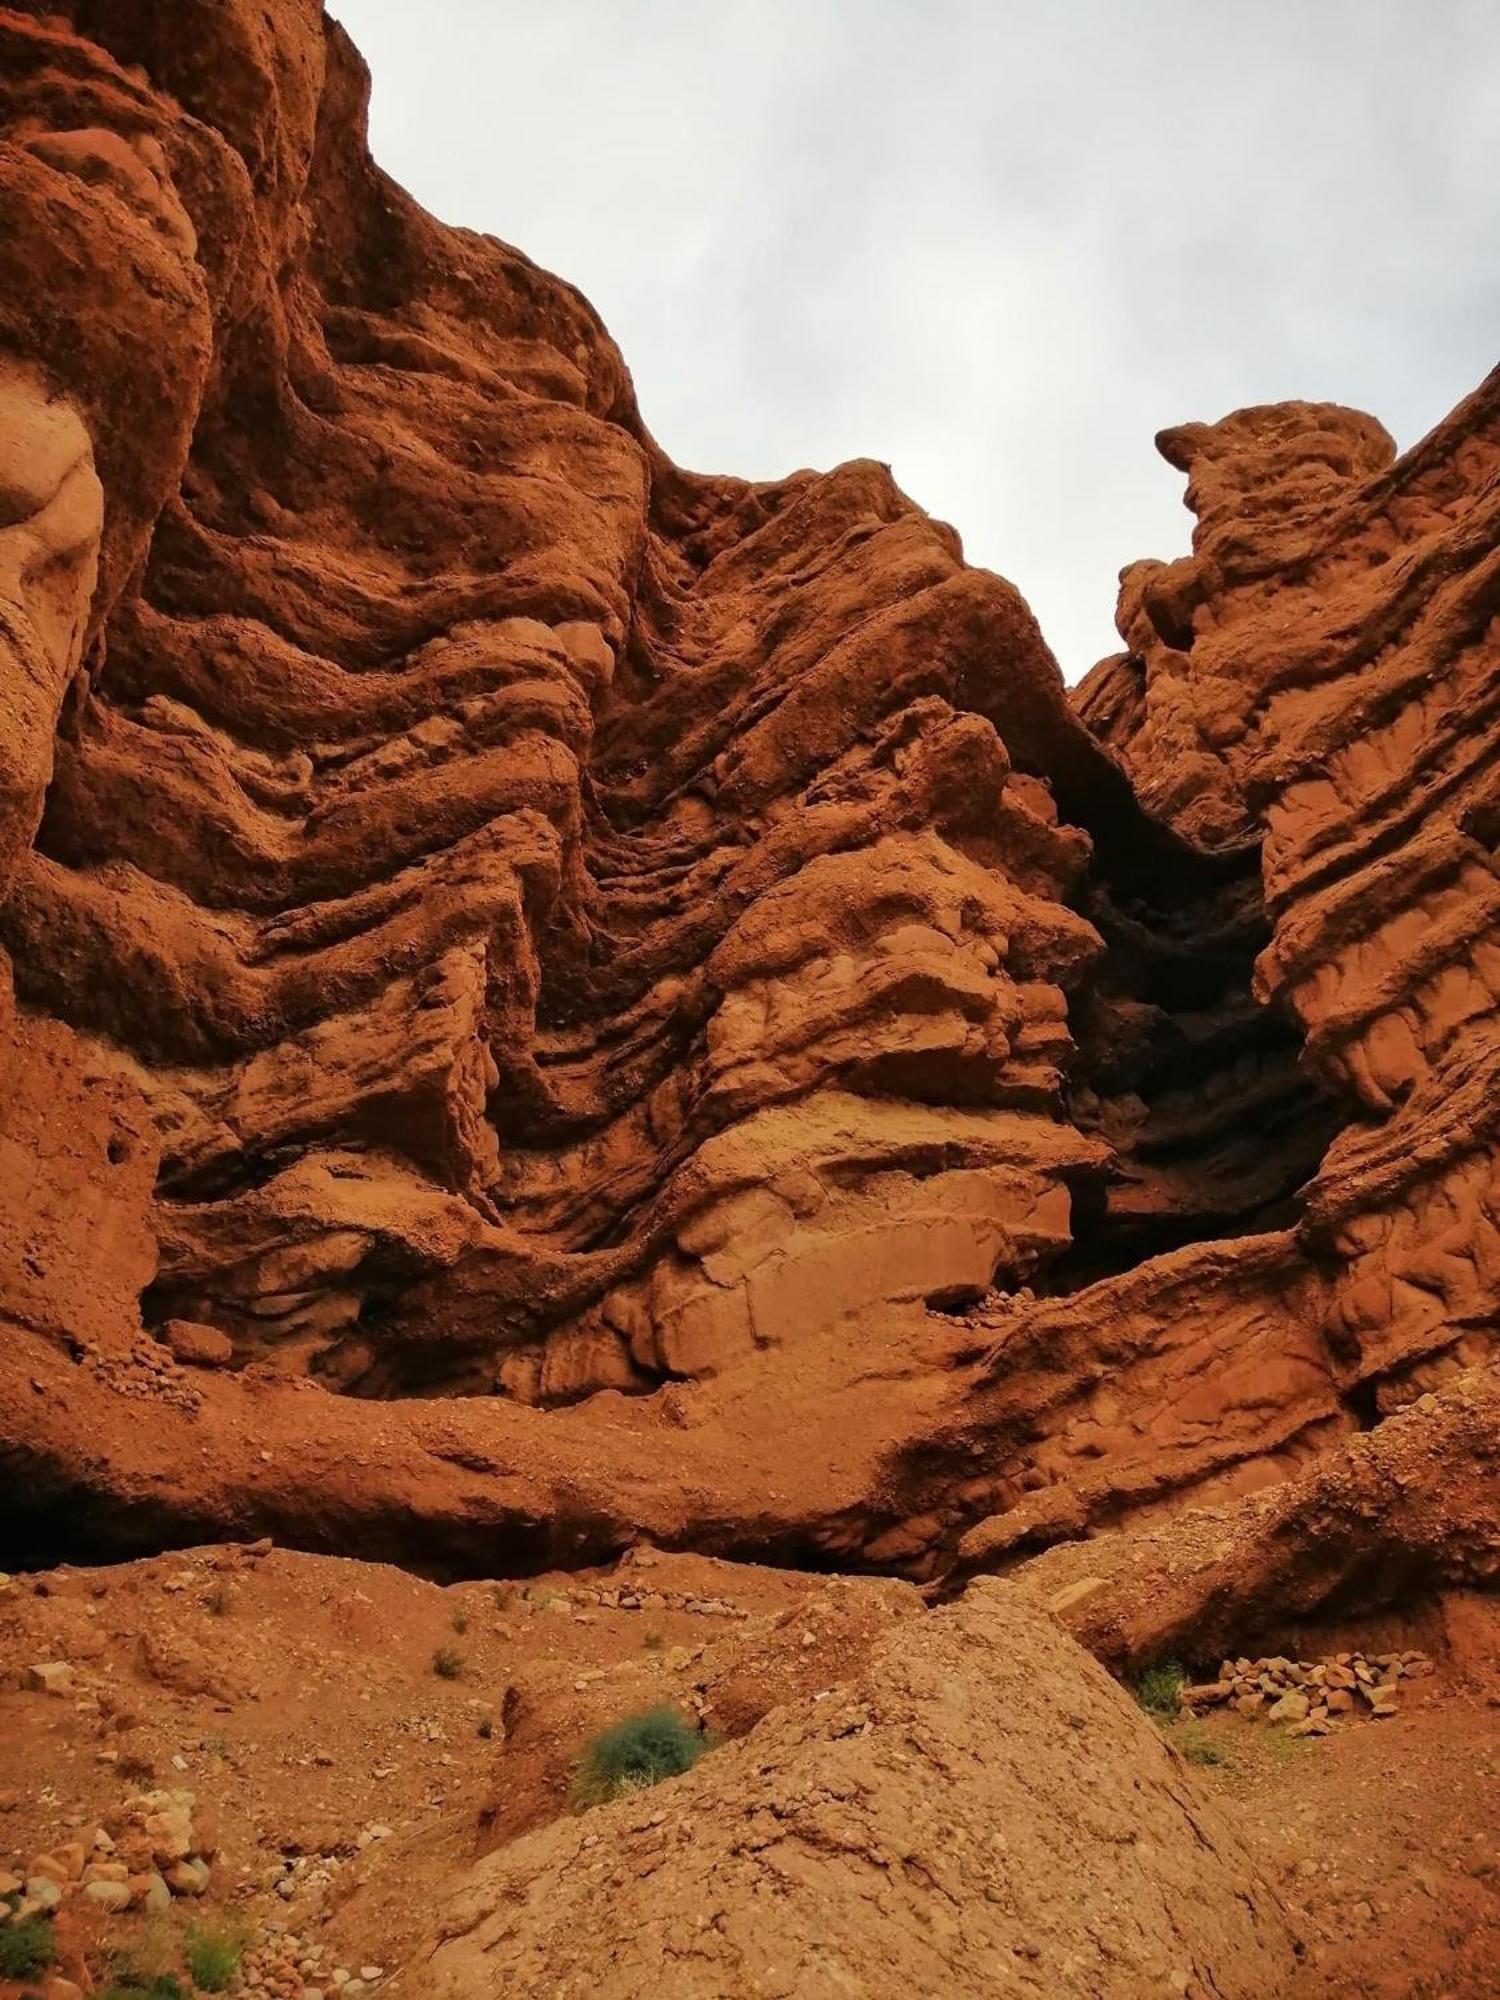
[569, 1705, 711, 1810]
[1135, 1659, 1186, 1718]
[101, 1976, 187, 2000]
[433, 1644, 464, 1679]
[0, 1916, 56, 1978]
[185, 1920, 243, 1993]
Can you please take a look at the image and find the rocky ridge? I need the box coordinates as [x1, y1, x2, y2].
[0, 0, 1495, 1614]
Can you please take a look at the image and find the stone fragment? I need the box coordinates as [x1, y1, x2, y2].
[140, 1869, 172, 1912]
[1181, 1680, 1232, 1707]
[160, 1318, 235, 1367]
[24, 1662, 74, 1695]
[83, 1876, 133, 1911]
[82, 1859, 130, 1884]
[167, 1855, 211, 1895]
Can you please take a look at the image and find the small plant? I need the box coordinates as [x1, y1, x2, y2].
[642, 1629, 665, 1652]
[433, 1644, 464, 1680]
[185, 1919, 244, 1994]
[101, 1918, 181, 1994]
[1175, 1724, 1226, 1767]
[569, 1705, 711, 1811]
[0, 1915, 56, 1978]
[1135, 1659, 1187, 1719]
[451, 1608, 469, 1635]
[477, 1715, 494, 1740]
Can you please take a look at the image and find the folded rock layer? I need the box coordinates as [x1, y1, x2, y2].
[0, 0, 1495, 1606]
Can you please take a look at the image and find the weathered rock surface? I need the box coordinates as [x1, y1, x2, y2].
[415, 1584, 1297, 2000]
[0, 0, 1495, 1665]
[999, 1364, 1500, 1669]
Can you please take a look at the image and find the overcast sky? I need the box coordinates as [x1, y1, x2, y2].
[332, 0, 1499, 681]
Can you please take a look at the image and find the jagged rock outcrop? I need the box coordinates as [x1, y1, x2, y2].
[0, 0, 1495, 1622]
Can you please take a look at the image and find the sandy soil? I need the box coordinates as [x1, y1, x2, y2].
[1, 1545, 1496, 1998]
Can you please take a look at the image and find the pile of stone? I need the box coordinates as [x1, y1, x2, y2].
[238, 1922, 387, 2000]
[1, 1785, 212, 1927]
[1182, 1650, 1433, 1736]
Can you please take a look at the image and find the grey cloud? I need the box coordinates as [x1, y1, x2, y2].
[331, 0, 1500, 678]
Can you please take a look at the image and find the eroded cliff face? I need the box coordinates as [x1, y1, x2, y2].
[0, 0, 1495, 1608]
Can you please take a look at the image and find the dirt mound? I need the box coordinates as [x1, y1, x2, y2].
[7, 1543, 1498, 1999]
[415, 1582, 1296, 2000]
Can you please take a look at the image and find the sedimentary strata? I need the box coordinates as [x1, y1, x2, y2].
[0, 0, 1495, 1616]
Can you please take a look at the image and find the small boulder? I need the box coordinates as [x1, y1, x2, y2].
[82, 1860, 130, 1885]
[83, 1876, 133, 1912]
[166, 1855, 211, 1895]
[160, 1318, 235, 1368]
[139, 1870, 172, 1912]
[1267, 1690, 1310, 1724]
[24, 1661, 75, 1695]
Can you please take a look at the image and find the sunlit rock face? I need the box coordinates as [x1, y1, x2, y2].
[0, 0, 1494, 1582]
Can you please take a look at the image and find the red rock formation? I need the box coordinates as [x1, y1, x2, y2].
[0, 0, 1495, 1634]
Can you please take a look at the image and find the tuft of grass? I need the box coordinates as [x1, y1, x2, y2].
[0, 1915, 56, 1978]
[1173, 1722, 1227, 1767]
[1135, 1659, 1187, 1719]
[451, 1608, 469, 1635]
[569, 1705, 711, 1811]
[101, 1976, 187, 2000]
[432, 1644, 464, 1680]
[185, 1919, 244, 1994]
[100, 1921, 182, 1993]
